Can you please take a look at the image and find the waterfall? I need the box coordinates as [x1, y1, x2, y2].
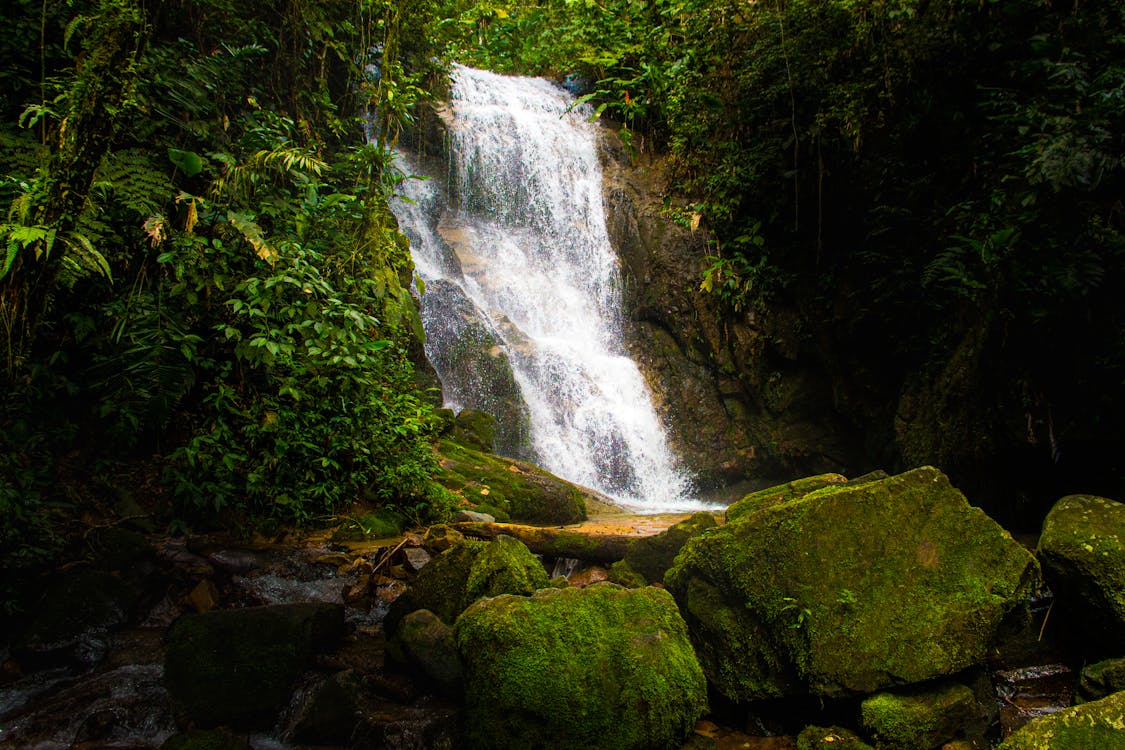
[393, 65, 701, 511]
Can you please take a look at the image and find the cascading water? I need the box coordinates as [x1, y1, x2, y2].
[393, 65, 701, 511]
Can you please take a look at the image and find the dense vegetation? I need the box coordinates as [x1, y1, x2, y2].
[2, 0, 1122, 607]
[456, 0, 1125, 513]
[0, 0, 460, 607]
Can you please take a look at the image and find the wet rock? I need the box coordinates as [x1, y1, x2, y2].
[454, 584, 706, 750]
[453, 509, 495, 524]
[0, 664, 175, 749]
[350, 697, 462, 750]
[16, 568, 141, 668]
[860, 681, 987, 750]
[163, 602, 346, 727]
[796, 725, 873, 749]
[161, 727, 250, 750]
[387, 609, 462, 695]
[403, 547, 432, 572]
[623, 511, 717, 584]
[996, 689, 1125, 748]
[1036, 494, 1125, 651]
[567, 565, 609, 588]
[666, 467, 1041, 700]
[186, 579, 220, 614]
[383, 536, 548, 637]
[1076, 657, 1125, 704]
[285, 669, 372, 745]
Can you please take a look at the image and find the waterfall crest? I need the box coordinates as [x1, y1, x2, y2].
[393, 65, 701, 511]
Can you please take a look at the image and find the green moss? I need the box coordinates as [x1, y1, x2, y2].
[330, 509, 403, 542]
[725, 474, 847, 523]
[1077, 658, 1125, 704]
[384, 536, 548, 636]
[667, 467, 1041, 701]
[435, 439, 587, 524]
[860, 682, 979, 750]
[996, 690, 1125, 749]
[454, 585, 707, 750]
[608, 559, 647, 588]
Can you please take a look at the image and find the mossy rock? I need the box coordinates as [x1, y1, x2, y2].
[454, 584, 707, 750]
[1077, 657, 1125, 704]
[623, 511, 717, 584]
[384, 536, 548, 636]
[996, 689, 1125, 749]
[161, 728, 249, 750]
[450, 407, 498, 452]
[608, 559, 647, 588]
[435, 439, 587, 524]
[860, 681, 983, 750]
[666, 467, 1041, 701]
[1037, 494, 1125, 650]
[797, 725, 874, 750]
[725, 473, 847, 523]
[16, 568, 141, 667]
[164, 602, 346, 727]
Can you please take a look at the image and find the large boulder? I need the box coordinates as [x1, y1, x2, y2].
[435, 440, 588, 524]
[1036, 494, 1125, 650]
[163, 603, 346, 727]
[453, 584, 706, 750]
[383, 536, 548, 636]
[859, 680, 990, 750]
[665, 467, 1040, 700]
[622, 511, 718, 584]
[995, 690, 1125, 749]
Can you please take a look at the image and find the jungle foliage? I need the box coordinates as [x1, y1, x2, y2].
[0, 0, 459, 603]
[452, 0, 1125, 502]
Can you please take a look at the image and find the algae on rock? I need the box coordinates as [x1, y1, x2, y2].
[453, 584, 707, 750]
[666, 467, 1041, 701]
[996, 689, 1125, 749]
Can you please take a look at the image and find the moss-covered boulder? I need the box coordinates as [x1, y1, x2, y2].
[860, 681, 986, 750]
[436, 439, 587, 524]
[725, 473, 848, 523]
[454, 584, 707, 750]
[1077, 657, 1125, 704]
[996, 689, 1125, 749]
[623, 511, 717, 584]
[384, 536, 548, 636]
[797, 726, 874, 750]
[450, 407, 498, 452]
[1037, 494, 1125, 650]
[284, 669, 373, 745]
[666, 467, 1040, 701]
[164, 602, 346, 727]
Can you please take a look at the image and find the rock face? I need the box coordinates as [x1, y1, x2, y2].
[163, 603, 346, 727]
[995, 690, 1125, 749]
[383, 536, 548, 636]
[1036, 494, 1125, 649]
[665, 467, 1040, 700]
[859, 681, 987, 750]
[453, 584, 707, 750]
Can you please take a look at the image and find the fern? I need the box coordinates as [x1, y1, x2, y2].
[92, 148, 175, 218]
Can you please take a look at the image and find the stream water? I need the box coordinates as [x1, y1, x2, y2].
[392, 65, 701, 512]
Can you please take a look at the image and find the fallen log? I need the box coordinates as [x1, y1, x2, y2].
[451, 521, 635, 564]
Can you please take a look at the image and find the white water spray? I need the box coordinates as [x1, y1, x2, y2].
[393, 65, 701, 511]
